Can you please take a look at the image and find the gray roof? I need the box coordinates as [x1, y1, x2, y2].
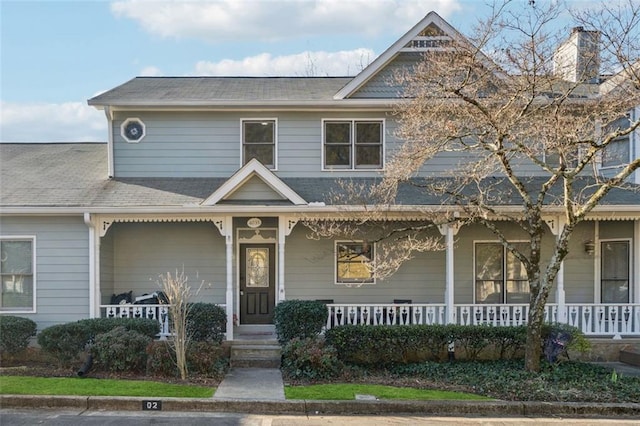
[1, 143, 638, 210]
[88, 77, 354, 106]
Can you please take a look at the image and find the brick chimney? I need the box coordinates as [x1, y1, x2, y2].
[553, 26, 601, 83]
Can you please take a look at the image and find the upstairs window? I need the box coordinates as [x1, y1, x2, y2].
[602, 115, 631, 168]
[335, 241, 375, 284]
[323, 120, 383, 170]
[475, 242, 529, 304]
[1, 238, 35, 312]
[242, 119, 276, 169]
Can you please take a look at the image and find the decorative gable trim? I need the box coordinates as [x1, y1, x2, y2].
[334, 11, 506, 100]
[202, 158, 307, 206]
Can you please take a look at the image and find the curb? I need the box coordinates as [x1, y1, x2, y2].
[2, 395, 640, 418]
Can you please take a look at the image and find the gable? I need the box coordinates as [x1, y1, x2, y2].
[337, 13, 504, 100]
[202, 159, 307, 206]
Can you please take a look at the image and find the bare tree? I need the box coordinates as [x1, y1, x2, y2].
[157, 269, 205, 380]
[305, 0, 640, 372]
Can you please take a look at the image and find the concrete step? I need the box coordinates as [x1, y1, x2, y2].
[620, 346, 640, 367]
[230, 342, 281, 368]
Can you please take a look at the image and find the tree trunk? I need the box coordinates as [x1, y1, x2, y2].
[525, 287, 549, 372]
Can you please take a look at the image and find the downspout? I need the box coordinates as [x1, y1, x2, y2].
[84, 213, 97, 318]
[105, 106, 114, 178]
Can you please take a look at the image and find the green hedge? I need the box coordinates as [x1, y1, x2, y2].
[186, 303, 226, 343]
[274, 300, 328, 344]
[91, 327, 152, 373]
[325, 324, 528, 365]
[281, 337, 343, 380]
[38, 317, 160, 365]
[0, 316, 37, 355]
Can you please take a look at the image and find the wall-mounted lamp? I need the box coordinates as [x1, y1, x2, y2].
[584, 240, 595, 255]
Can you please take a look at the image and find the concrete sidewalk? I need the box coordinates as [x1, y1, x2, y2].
[213, 368, 285, 400]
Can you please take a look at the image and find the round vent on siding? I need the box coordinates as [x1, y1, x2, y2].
[121, 118, 146, 143]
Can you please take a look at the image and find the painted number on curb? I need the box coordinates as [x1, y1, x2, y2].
[142, 400, 162, 411]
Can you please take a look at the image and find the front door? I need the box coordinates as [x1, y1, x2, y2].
[239, 243, 276, 324]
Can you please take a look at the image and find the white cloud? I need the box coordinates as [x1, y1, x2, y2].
[0, 101, 106, 142]
[111, 0, 462, 42]
[140, 66, 163, 76]
[194, 48, 375, 76]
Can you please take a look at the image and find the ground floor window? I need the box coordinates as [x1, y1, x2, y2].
[475, 241, 529, 304]
[0, 238, 35, 311]
[601, 240, 630, 303]
[335, 241, 375, 284]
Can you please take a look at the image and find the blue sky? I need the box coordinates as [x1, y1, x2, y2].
[0, 0, 595, 142]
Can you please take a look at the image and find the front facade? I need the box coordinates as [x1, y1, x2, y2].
[1, 12, 639, 340]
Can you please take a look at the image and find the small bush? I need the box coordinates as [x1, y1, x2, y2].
[37, 322, 89, 366]
[0, 316, 37, 355]
[454, 324, 493, 361]
[78, 317, 160, 341]
[274, 300, 328, 344]
[186, 303, 226, 343]
[281, 337, 343, 380]
[490, 325, 527, 359]
[91, 326, 151, 373]
[542, 323, 590, 363]
[146, 340, 177, 377]
[187, 341, 228, 378]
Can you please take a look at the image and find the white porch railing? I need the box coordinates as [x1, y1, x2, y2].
[565, 304, 640, 337]
[99, 304, 227, 339]
[325, 303, 640, 337]
[325, 304, 447, 328]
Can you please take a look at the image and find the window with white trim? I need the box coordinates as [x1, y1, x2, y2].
[601, 240, 630, 303]
[475, 242, 529, 304]
[324, 120, 383, 169]
[0, 238, 35, 312]
[242, 119, 276, 168]
[335, 241, 375, 284]
[602, 115, 631, 168]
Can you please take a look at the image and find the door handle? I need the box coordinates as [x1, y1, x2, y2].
[240, 291, 244, 296]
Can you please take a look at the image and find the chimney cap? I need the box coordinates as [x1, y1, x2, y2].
[572, 26, 585, 32]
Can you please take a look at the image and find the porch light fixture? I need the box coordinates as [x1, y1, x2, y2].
[584, 240, 595, 255]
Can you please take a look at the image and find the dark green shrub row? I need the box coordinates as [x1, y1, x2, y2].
[0, 316, 37, 355]
[38, 317, 160, 365]
[91, 327, 152, 372]
[274, 300, 328, 344]
[325, 324, 528, 365]
[146, 340, 228, 378]
[281, 337, 344, 380]
[187, 303, 226, 343]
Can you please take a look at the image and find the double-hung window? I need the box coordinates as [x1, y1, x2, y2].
[242, 119, 276, 169]
[335, 241, 375, 284]
[323, 120, 383, 169]
[601, 240, 630, 303]
[602, 115, 631, 168]
[475, 242, 529, 304]
[0, 238, 35, 312]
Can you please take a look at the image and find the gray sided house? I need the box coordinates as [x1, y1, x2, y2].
[1, 12, 639, 341]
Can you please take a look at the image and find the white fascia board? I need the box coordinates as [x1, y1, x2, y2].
[92, 99, 404, 111]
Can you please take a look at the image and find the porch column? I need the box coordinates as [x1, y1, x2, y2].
[277, 216, 299, 303]
[84, 213, 98, 318]
[635, 220, 640, 304]
[438, 222, 460, 324]
[225, 216, 234, 340]
[545, 216, 566, 323]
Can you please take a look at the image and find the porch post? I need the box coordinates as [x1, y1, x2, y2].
[634, 220, 640, 304]
[545, 216, 566, 324]
[84, 213, 98, 318]
[225, 216, 234, 340]
[438, 222, 460, 325]
[278, 216, 299, 303]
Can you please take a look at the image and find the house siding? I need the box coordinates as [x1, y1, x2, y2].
[105, 222, 226, 305]
[0, 216, 90, 331]
[349, 52, 420, 98]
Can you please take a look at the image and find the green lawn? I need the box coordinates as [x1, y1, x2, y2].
[284, 383, 491, 400]
[0, 376, 214, 398]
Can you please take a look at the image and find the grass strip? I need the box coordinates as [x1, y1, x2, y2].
[0, 376, 214, 398]
[285, 383, 491, 400]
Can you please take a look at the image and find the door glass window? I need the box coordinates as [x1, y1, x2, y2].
[246, 248, 269, 287]
[601, 241, 630, 303]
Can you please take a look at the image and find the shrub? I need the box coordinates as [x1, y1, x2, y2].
[281, 337, 343, 380]
[542, 323, 590, 363]
[0, 316, 37, 355]
[454, 324, 493, 361]
[37, 322, 89, 366]
[91, 326, 151, 372]
[186, 341, 228, 378]
[186, 303, 226, 343]
[490, 325, 527, 359]
[274, 300, 328, 344]
[78, 317, 160, 341]
[146, 340, 177, 377]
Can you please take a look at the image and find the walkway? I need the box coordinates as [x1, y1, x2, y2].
[213, 368, 285, 400]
